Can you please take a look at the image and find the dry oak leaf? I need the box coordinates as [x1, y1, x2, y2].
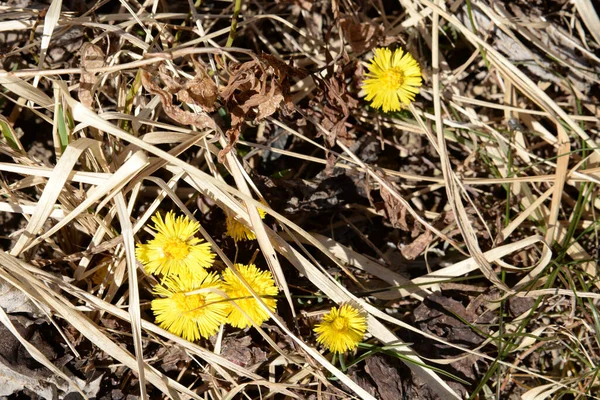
[245, 84, 285, 120]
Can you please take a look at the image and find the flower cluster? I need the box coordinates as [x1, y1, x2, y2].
[137, 211, 367, 355]
[136, 211, 278, 341]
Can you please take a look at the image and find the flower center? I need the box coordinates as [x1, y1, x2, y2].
[172, 293, 205, 318]
[163, 238, 190, 260]
[381, 67, 405, 90]
[332, 316, 349, 332]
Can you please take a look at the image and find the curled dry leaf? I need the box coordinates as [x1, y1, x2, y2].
[218, 54, 301, 161]
[141, 69, 216, 131]
[78, 43, 105, 109]
[401, 229, 433, 260]
[307, 63, 359, 147]
[246, 85, 285, 120]
[157, 64, 218, 112]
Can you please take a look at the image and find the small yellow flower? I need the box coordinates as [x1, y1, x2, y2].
[314, 304, 367, 353]
[222, 263, 278, 328]
[362, 47, 422, 112]
[136, 211, 215, 278]
[225, 207, 267, 242]
[151, 271, 229, 341]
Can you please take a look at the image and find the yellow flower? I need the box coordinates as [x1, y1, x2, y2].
[135, 243, 150, 264]
[362, 47, 422, 112]
[222, 263, 278, 328]
[314, 304, 367, 353]
[136, 211, 215, 278]
[151, 271, 229, 341]
[225, 207, 267, 242]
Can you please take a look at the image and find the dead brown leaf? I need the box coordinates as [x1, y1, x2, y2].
[221, 336, 268, 368]
[307, 64, 359, 147]
[411, 292, 491, 383]
[380, 186, 410, 232]
[218, 54, 301, 160]
[245, 84, 284, 120]
[141, 69, 216, 131]
[78, 43, 105, 109]
[401, 229, 433, 260]
[156, 64, 218, 112]
[340, 17, 383, 54]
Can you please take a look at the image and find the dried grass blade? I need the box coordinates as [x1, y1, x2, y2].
[515, 124, 570, 288]
[36, 0, 62, 86]
[574, 0, 600, 45]
[115, 194, 147, 399]
[20, 150, 149, 254]
[0, 71, 53, 109]
[10, 138, 102, 256]
[219, 136, 295, 318]
[413, 235, 551, 287]
[285, 232, 430, 300]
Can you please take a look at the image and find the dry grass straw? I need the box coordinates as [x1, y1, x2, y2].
[0, 0, 599, 398]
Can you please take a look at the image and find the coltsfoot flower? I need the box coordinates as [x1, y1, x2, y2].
[225, 207, 267, 242]
[151, 271, 229, 341]
[136, 211, 215, 279]
[363, 47, 422, 112]
[222, 263, 278, 328]
[314, 304, 367, 353]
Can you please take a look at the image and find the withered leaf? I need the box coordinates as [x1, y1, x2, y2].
[340, 17, 383, 54]
[380, 186, 410, 231]
[78, 43, 105, 109]
[141, 70, 216, 130]
[401, 229, 433, 260]
[218, 105, 244, 163]
[219, 60, 262, 100]
[179, 75, 218, 111]
[218, 56, 295, 159]
[258, 92, 284, 119]
[245, 84, 284, 120]
[157, 65, 217, 112]
[309, 65, 358, 147]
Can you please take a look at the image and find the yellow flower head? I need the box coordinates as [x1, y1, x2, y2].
[314, 304, 367, 353]
[151, 271, 229, 341]
[362, 47, 422, 112]
[225, 207, 267, 242]
[222, 263, 278, 328]
[136, 211, 215, 278]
